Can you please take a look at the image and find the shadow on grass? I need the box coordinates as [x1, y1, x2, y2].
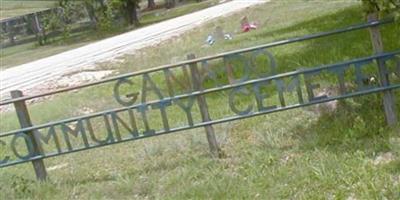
[293, 91, 400, 154]
[270, 7, 399, 72]
[216, 6, 400, 154]
[260, 7, 400, 154]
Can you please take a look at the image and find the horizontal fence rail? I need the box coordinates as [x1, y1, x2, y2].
[0, 18, 393, 105]
[1, 51, 399, 138]
[0, 19, 399, 182]
[1, 51, 399, 168]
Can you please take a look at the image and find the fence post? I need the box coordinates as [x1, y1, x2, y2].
[6, 21, 16, 45]
[367, 13, 398, 126]
[11, 90, 48, 181]
[187, 54, 222, 158]
[33, 13, 44, 45]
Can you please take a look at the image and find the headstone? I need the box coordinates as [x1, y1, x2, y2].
[214, 26, 224, 40]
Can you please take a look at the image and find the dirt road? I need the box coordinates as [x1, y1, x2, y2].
[0, 0, 267, 100]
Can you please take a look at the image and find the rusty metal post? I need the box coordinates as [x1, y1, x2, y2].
[187, 54, 221, 158]
[11, 90, 48, 181]
[367, 13, 398, 126]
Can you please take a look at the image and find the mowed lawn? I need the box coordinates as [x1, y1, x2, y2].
[0, 0, 400, 199]
[0, 0, 56, 19]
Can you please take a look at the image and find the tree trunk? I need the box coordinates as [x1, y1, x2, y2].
[84, 2, 98, 27]
[127, 1, 139, 26]
[99, 0, 108, 16]
[147, 0, 156, 10]
[32, 13, 44, 45]
[165, 0, 175, 9]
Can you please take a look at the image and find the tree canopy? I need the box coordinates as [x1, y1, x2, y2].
[362, 0, 400, 20]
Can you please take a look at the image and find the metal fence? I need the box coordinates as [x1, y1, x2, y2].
[0, 7, 92, 48]
[0, 19, 399, 181]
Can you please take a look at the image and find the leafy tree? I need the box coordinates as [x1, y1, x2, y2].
[165, 0, 175, 9]
[362, 0, 400, 20]
[147, 0, 156, 10]
[110, 0, 142, 25]
[60, 0, 142, 28]
[83, 0, 99, 25]
[41, 1, 86, 44]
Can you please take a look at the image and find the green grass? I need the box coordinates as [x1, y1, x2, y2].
[0, 0, 57, 19]
[0, 39, 93, 68]
[140, 0, 219, 25]
[1, 0, 400, 199]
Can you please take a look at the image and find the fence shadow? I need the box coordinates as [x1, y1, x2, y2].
[244, 6, 400, 154]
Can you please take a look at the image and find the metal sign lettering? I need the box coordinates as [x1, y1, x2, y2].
[1, 51, 399, 167]
[0, 19, 399, 170]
